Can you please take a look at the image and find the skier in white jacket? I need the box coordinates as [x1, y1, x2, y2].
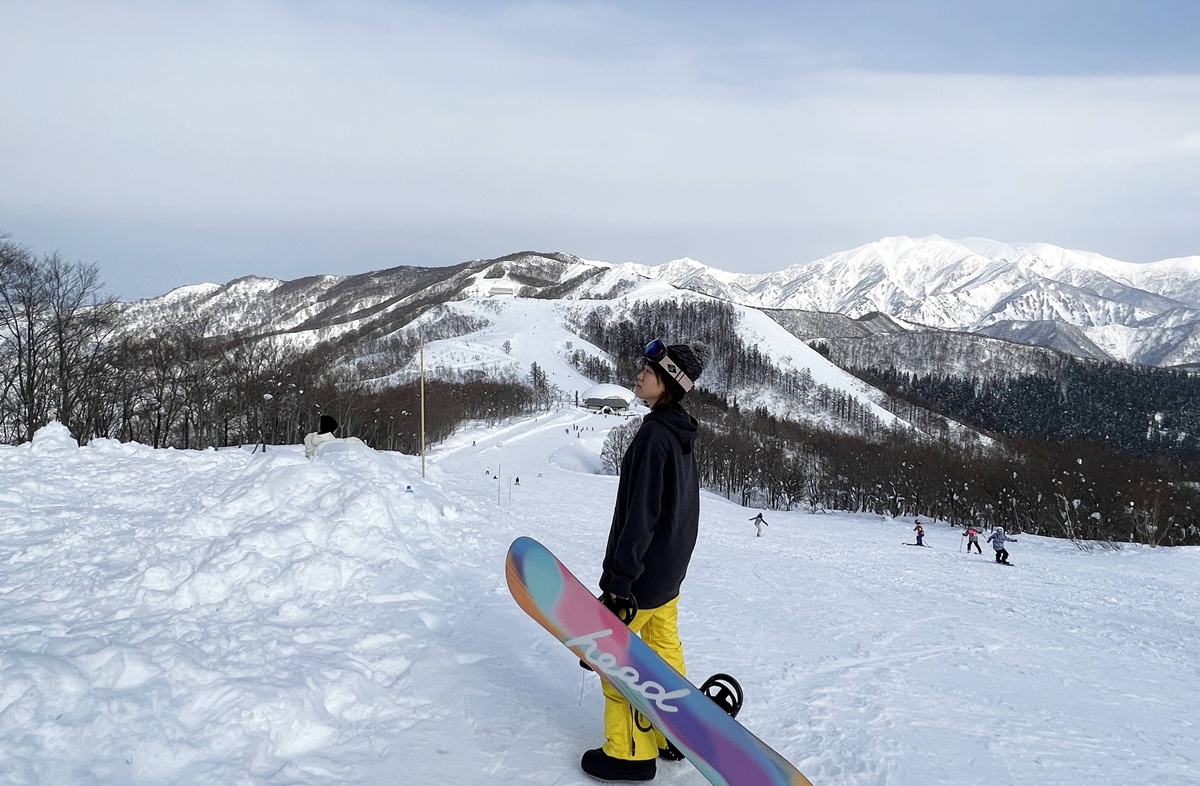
[987, 528, 1018, 564]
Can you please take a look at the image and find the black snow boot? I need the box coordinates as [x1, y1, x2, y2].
[581, 748, 655, 782]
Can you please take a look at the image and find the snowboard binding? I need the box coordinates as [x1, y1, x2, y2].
[700, 673, 743, 718]
[660, 673, 744, 761]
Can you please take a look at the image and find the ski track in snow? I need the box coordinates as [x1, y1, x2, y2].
[1, 418, 1198, 785]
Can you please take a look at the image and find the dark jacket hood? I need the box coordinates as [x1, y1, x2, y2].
[648, 405, 699, 454]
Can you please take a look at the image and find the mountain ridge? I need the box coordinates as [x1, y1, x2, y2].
[121, 236, 1200, 367]
[640, 235, 1200, 366]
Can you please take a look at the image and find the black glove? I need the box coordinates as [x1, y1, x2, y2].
[601, 592, 638, 625]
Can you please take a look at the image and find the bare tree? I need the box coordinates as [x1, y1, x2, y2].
[601, 418, 641, 475]
[0, 242, 52, 441]
[44, 254, 119, 440]
[0, 243, 118, 443]
[1128, 479, 1176, 547]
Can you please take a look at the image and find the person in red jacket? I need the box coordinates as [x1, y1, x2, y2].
[581, 339, 709, 783]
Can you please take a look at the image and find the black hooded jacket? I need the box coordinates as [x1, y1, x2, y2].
[600, 404, 700, 609]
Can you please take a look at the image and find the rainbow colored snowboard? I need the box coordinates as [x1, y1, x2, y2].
[505, 536, 814, 786]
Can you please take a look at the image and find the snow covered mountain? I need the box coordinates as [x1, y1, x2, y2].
[120, 252, 924, 439]
[119, 236, 1200, 403]
[639, 236, 1200, 367]
[120, 252, 611, 343]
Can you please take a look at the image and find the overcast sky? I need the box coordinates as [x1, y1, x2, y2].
[3, 0, 1199, 300]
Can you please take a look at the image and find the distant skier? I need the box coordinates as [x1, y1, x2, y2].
[963, 526, 982, 554]
[987, 527, 1018, 564]
[750, 512, 768, 537]
[912, 520, 926, 547]
[303, 415, 339, 458]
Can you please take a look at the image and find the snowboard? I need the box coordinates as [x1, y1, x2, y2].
[505, 536, 814, 786]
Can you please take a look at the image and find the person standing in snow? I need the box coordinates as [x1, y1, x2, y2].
[913, 520, 926, 547]
[582, 339, 709, 783]
[963, 526, 982, 554]
[304, 415, 339, 458]
[750, 512, 768, 537]
[987, 527, 1018, 564]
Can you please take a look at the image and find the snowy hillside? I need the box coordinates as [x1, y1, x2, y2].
[2, 418, 1197, 785]
[387, 284, 903, 431]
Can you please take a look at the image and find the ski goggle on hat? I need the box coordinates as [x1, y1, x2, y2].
[643, 339, 694, 392]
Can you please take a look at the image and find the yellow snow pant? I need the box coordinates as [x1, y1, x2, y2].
[601, 595, 685, 761]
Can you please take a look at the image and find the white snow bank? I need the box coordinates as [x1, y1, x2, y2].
[1, 409, 1198, 785]
[0, 434, 468, 783]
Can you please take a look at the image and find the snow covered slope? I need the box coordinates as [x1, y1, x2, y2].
[384, 281, 904, 431]
[116, 254, 935, 440]
[2, 419, 1197, 785]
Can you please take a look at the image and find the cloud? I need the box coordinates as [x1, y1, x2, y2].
[2, 0, 1199, 297]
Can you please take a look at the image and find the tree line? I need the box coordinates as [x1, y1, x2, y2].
[1, 238, 118, 443]
[858, 362, 1200, 462]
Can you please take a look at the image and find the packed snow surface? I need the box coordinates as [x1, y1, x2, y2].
[2, 417, 1197, 785]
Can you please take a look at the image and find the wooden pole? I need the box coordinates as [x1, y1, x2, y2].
[420, 335, 426, 478]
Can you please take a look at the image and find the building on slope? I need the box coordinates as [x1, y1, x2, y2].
[581, 384, 635, 414]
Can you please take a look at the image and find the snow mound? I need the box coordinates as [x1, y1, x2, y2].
[0, 437, 473, 783]
[29, 421, 77, 454]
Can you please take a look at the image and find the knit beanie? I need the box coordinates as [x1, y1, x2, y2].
[662, 343, 710, 398]
[318, 414, 338, 435]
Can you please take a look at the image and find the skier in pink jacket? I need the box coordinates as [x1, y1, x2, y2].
[963, 526, 982, 554]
